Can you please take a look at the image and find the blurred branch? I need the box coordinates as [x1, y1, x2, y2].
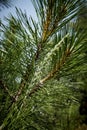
[0, 80, 15, 101]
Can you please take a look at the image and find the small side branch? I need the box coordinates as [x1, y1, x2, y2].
[28, 48, 71, 97]
[28, 82, 43, 96]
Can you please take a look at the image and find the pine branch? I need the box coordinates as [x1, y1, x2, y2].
[13, 65, 31, 102]
[12, 6, 54, 102]
[11, 0, 80, 103]
[29, 48, 71, 96]
[0, 1, 86, 129]
[42, 3, 67, 42]
[12, 29, 69, 103]
[14, 80, 26, 102]
[13, 42, 42, 102]
[42, 8, 52, 41]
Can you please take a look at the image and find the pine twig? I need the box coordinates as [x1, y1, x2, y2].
[28, 48, 71, 97]
[9, 1, 68, 103]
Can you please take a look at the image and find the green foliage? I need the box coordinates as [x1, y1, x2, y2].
[0, 0, 87, 130]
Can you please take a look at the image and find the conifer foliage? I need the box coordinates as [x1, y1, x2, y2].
[0, 0, 12, 10]
[0, 0, 87, 130]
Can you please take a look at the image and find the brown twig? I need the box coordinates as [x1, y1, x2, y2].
[28, 48, 71, 97]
